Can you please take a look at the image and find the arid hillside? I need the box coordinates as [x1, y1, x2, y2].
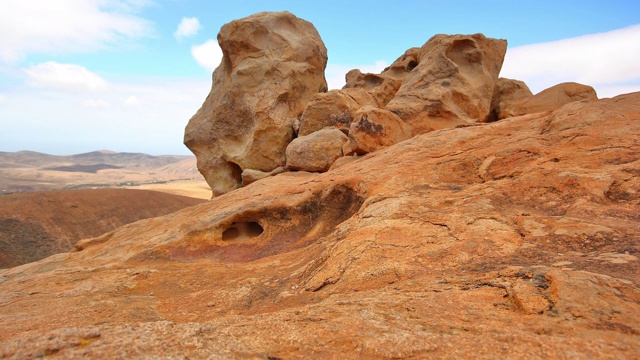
[0, 188, 205, 269]
[0, 150, 205, 195]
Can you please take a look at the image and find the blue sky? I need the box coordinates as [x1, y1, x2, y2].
[1, 0, 639, 155]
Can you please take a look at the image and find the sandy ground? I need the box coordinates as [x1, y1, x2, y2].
[127, 179, 211, 200]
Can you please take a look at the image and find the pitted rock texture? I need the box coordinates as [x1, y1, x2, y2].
[184, 11, 328, 196]
[385, 33, 507, 134]
[1, 93, 639, 358]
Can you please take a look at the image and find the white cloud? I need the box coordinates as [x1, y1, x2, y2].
[325, 60, 389, 90]
[0, 0, 152, 63]
[23, 62, 108, 92]
[191, 40, 223, 73]
[174, 17, 201, 39]
[501, 24, 640, 97]
[1, 76, 212, 155]
[82, 99, 110, 108]
[0, 94, 6, 105]
[124, 95, 140, 106]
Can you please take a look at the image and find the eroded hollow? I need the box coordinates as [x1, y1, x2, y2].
[222, 221, 264, 241]
[165, 183, 366, 263]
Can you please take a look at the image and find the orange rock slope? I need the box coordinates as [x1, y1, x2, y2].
[1, 93, 639, 358]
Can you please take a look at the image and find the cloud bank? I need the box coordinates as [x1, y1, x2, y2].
[23, 62, 108, 92]
[0, 0, 152, 63]
[501, 24, 640, 98]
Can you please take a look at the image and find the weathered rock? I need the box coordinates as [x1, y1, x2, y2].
[385, 34, 507, 134]
[488, 77, 533, 121]
[241, 167, 285, 186]
[184, 11, 328, 196]
[500, 82, 598, 118]
[1, 93, 639, 358]
[328, 155, 360, 171]
[343, 69, 404, 107]
[349, 105, 412, 155]
[298, 88, 378, 136]
[285, 128, 348, 172]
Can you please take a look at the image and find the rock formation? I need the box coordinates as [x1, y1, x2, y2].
[285, 127, 347, 172]
[184, 11, 328, 196]
[298, 88, 378, 136]
[488, 77, 533, 121]
[1, 93, 639, 358]
[384, 34, 507, 133]
[3, 12, 634, 358]
[499, 81, 598, 118]
[348, 105, 411, 155]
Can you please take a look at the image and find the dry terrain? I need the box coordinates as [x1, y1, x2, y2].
[0, 150, 209, 199]
[0, 188, 205, 269]
[0, 150, 210, 269]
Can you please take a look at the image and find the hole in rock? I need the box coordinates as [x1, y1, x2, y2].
[407, 60, 418, 72]
[222, 221, 264, 241]
[227, 161, 243, 188]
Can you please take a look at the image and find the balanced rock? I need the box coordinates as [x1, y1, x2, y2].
[500, 82, 598, 118]
[184, 11, 328, 196]
[385, 34, 507, 134]
[298, 88, 378, 136]
[349, 105, 412, 155]
[488, 77, 533, 121]
[285, 128, 348, 172]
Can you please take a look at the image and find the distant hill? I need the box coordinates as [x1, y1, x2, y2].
[0, 150, 191, 170]
[0, 150, 203, 194]
[0, 188, 206, 269]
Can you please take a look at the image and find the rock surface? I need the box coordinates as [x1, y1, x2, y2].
[184, 11, 328, 196]
[285, 128, 347, 172]
[1, 93, 639, 358]
[298, 88, 378, 136]
[501, 82, 598, 118]
[348, 105, 412, 155]
[489, 77, 533, 121]
[385, 33, 507, 134]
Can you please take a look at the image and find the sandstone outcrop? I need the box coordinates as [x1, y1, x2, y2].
[348, 105, 411, 155]
[298, 88, 378, 136]
[500, 81, 598, 118]
[285, 128, 347, 172]
[489, 77, 533, 121]
[184, 11, 328, 196]
[2, 93, 639, 358]
[385, 33, 507, 134]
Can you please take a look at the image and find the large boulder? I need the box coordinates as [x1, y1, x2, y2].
[488, 77, 533, 121]
[500, 82, 598, 118]
[184, 11, 328, 196]
[385, 34, 507, 134]
[298, 88, 378, 136]
[348, 105, 412, 155]
[285, 128, 348, 172]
